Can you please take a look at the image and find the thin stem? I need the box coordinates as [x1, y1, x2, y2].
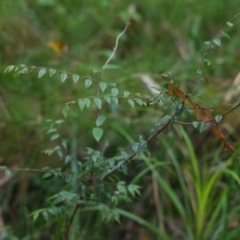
[63, 204, 80, 240]
[102, 21, 131, 70]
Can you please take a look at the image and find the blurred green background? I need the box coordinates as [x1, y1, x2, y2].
[1, 0, 240, 239]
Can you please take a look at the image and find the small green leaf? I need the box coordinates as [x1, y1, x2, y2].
[128, 99, 135, 108]
[100, 82, 107, 92]
[111, 87, 119, 96]
[94, 97, 102, 109]
[43, 172, 53, 179]
[192, 121, 199, 128]
[50, 133, 60, 141]
[0, 165, 7, 170]
[227, 21, 234, 27]
[213, 38, 221, 47]
[92, 127, 103, 142]
[55, 119, 64, 124]
[62, 105, 69, 118]
[204, 41, 211, 45]
[61, 72, 68, 82]
[72, 74, 80, 83]
[38, 68, 46, 78]
[47, 128, 57, 134]
[112, 97, 118, 105]
[85, 79, 92, 88]
[133, 98, 143, 106]
[221, 31, 231, 39]
[4, 169, 11, 177]
[84, 98, 91, 108]
[42, 211, 49, 221]
[78, 99, 85, 111]
[204, 58, 211, 66]
[214, 115, 222, 123]
[4, 65, 15, 73]
[124, 91, 130, 98]
[197, 69, 202, 75]
[199, 123, 207, 133]
[32, 211, 40, 221]
[49, 69, 56, 77]
[96, 115, 106, 127]
[104, 95, 111, 104]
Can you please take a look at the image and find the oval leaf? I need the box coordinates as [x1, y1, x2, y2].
[214, 115, 222, 123]
[38, 68, 46, 78]
[111, 87, 119, 96]
[4, 65, 15, 73]
[85, 79, 92, 88]
[213, 38, 221, 47]
[199, 123, 207, 133]
[100, 82, 107, 92]
[72, 74, 80, 83]
[96, 115, 106, 127]
[78, 99, 85, 111]
[62, 105, 69, 118]
[49, 69, 56, 77]
[84, 98, 91, 108]
[128, 99, 135, 108]
[94, 97, 102, 109]
[92, 127, 103, 142]
[192, 121, 199, 128]
[61, 72, 68, 82]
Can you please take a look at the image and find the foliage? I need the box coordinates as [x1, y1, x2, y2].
[1, 1, 240, 240]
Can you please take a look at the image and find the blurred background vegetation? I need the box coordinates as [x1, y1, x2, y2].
[1, 0, 240, 239]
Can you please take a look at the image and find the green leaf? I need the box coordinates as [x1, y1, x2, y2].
[50, 133, 60, 141]
[221, 31, 231, 39]
[55, 119, 64, 124]
[49, 69, 56, 77]
[78, 99, 85, 111]
[199, 123, 207, 133]
[61, 72, 68, 82]
[92, 127, 103, 142]
[96, 115, 106, 127]
[85, 79, 92, 88]
[192, 121, 199, 128]
[214, 115, 222, 123]
[227, 21, 234, 27]
[204, 58, 211, 66]
[43, 172, 53, 179]
[213, 38, 221, 47]
[62, 105, 69, 118]
[128, 99, 135, 108]
[133, 98, 143, 106]
[72, 74, 80, 83]
[38, 68, 46, 78]
[104, 95, 111, 104]
[100, 82, 107, 92]
[4, 169, 11, 177]
[204, 41, 211, 45]
[4, 65, 15, 73]
[0, 165, 7, 170]
[42, 211, 49, 221]
[112, 97, 118, 105]
[111, 87, 119, 96]
[124, 91, 130, 98]
[94, 97, 102, 109]
[196, 69, 202, 75]
[83, 98, 91, 108]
